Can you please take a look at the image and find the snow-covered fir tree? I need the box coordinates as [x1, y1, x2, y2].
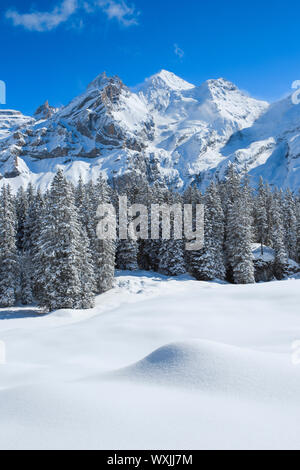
[182, 184, 203, 275]
[226, 197, 255, 284]
[24, 189, 45, 301]
[146, 181, 171, 272]
[34, 170, 95, 311]
[0, 185, 20, 306]
[191, 182, 225, 281]
[133, 179, 155, 271]
[115, 178, 140, 272]
[0, 169, 298, 312]
[255, 177, 268, 255]
[225, 168, 255, 284]
[116, 239, 139, 271]
[157, 190, 186, 276]
[16, 186, 33, 304]
[16, 186, 29, 251]
[284, 189, 297, 261]
[271, 192, 289, 280]
[94, 176, 116, 292]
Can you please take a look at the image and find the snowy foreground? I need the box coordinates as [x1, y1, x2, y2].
[0, 272, 300, 450]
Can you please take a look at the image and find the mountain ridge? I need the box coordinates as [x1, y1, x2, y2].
[0, 70, 299, 192]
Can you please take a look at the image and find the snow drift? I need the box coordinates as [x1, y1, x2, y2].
[1, 272, 300, 449]
[109, 340, 300, 402]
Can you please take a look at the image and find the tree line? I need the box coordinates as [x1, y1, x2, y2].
[0, 167, 299, 311]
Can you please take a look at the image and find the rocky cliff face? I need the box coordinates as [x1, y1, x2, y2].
[0, 70, 299, 192]
[34, 101, 58, 121]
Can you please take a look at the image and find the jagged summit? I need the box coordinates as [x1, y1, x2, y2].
[34, 101, 58, 121]
[87, 71, 108, 90]
[205, 78, 238, 91]
[86, 72, 125, 92]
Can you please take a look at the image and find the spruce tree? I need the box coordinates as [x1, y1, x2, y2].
[0, 185, 20, 306]
[133, 179, 155, 271]
[158, 240, 186, 276]
[16, 186, 33, 304]
[284, 189, 297, 261]
[16, 186, 28, 251]
[183, 184, 203, 276]
[156, 189, 186, 276]
[115, 177, 140, 272]
[116, 240, 139, 271]
[192, 182, 225, 281]
[148, 181, 171, 272]
[255, 177, 268, 255]
[25, 189, 45, 301]
[94, 176, 116, 292]
[34, 170, 95, 311]
[225, 168, 255, 284]
[271, 192, 289, 279]
[226, 197, 255, 284]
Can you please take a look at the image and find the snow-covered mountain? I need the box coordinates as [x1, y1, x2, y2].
[0, 69, 299, 191]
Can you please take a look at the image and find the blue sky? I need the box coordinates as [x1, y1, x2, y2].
[1, 0, 300, 115]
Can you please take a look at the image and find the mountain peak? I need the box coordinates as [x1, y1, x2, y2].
[0, 69, 297, 194]
[86, 72, 124, 93]
[155, 69, 194, 90]
[205, 78, 238, 92]
[34, 100, 57, 120]
[138, 70, 194, 93]
[86, 72, 108, 91]
[196, 78, 268, 110]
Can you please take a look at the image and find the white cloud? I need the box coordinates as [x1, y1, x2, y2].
[5, 0, 138, 32]
[6, 0, 78, 32]
[174, 43, 184, 59]
[96, 1, 138, 26]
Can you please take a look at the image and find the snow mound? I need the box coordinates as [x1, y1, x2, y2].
[110, 340, 300, 402]
[1, 274, 300, 449]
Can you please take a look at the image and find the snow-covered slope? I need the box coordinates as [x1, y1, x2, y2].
[0, 110, 33, 142]
[0, 73, 153, 182]
[137, 73, 268, 188]
[0, 70, 299, 191]
[217, 95, 300, 190]
[0, 110, 34, 178]
[0, 272, 300, 450]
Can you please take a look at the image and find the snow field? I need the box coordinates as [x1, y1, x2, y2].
[0, 272, 300, 450]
